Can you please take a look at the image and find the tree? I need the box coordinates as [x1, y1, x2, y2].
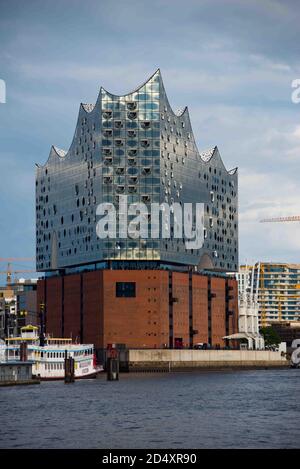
[259, 326, 281, 347]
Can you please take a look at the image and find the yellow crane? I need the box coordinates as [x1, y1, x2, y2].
[0, 258, 35, 286]
[260, 216, 300, 223]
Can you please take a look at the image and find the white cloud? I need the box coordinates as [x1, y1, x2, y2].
[238, 168, 300, 263]
[1, 0, 300, 267]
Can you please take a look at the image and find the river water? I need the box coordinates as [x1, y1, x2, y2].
[1, 369, 299, 449]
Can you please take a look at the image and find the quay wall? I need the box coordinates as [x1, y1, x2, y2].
[0, 362, 40, 386]
[128, 349, 289, 371]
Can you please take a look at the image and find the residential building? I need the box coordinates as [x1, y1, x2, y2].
[238, 263, 300, 326]
[0, 279, 38, 338]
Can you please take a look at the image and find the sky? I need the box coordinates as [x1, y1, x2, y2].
[0, 0, 300, 281]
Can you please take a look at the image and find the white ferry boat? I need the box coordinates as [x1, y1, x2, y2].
[5, 325, 103, 380]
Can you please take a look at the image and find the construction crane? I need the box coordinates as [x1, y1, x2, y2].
[260, 216, 300, 223]
[0, 258, 35, 286]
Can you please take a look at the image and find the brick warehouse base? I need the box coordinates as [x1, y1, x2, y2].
[37, 270, 238, 353]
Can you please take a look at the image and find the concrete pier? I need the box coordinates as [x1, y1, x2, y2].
[127, 349, 288, 372]
[0, 362, 40, 386]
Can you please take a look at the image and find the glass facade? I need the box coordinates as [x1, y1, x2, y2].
[36, 70, 238, 273]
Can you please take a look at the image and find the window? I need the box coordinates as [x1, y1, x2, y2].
[116, 282, 136, 298]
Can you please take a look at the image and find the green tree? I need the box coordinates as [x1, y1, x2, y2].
[259, 326, 281, 347]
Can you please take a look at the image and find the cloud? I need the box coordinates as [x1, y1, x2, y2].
[1, 0, 300, 269]
[238, 167, 300, 263]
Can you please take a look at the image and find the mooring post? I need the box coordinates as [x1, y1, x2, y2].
[64, 350, 69, 383]
[106, 344, 119, 381]
[64, 349, 75, 384]
[20, 342, 28, 362]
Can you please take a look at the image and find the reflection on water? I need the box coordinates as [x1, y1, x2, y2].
[0, 369, 299, 448]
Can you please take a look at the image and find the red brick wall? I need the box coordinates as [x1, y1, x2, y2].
[227, 278, 238, 336]
[36, 278, 45, 327]
[158, 271, 170, 348]
[82, 271, 103, 349]
[211, 277, 226, 347]
[64, 275, 81, 341]
[46, 277, 63, 337]
[192, 274, 209, 344]
[103, 270, 169, 349]
[37, 270, 239, 350]
[172, 272, 189, 347]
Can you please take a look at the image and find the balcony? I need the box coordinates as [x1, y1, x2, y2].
[127, 102, 137, 111]
[115, 121, 123, 129]
[141, 121, 151, 130]
[102, 110, 112, 119]
[127, 111, 137, 120]
[104, 157, 113, 165]
[103, 177, 112, 184]
[142, 167, 151, 175]
[116, 167, 125, 175]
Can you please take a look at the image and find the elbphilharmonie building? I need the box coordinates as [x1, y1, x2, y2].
[36, 70, 239, 351]
[36, 70, 238, 274]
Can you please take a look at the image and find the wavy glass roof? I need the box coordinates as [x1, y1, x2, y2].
[38, 69, 237, 177]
